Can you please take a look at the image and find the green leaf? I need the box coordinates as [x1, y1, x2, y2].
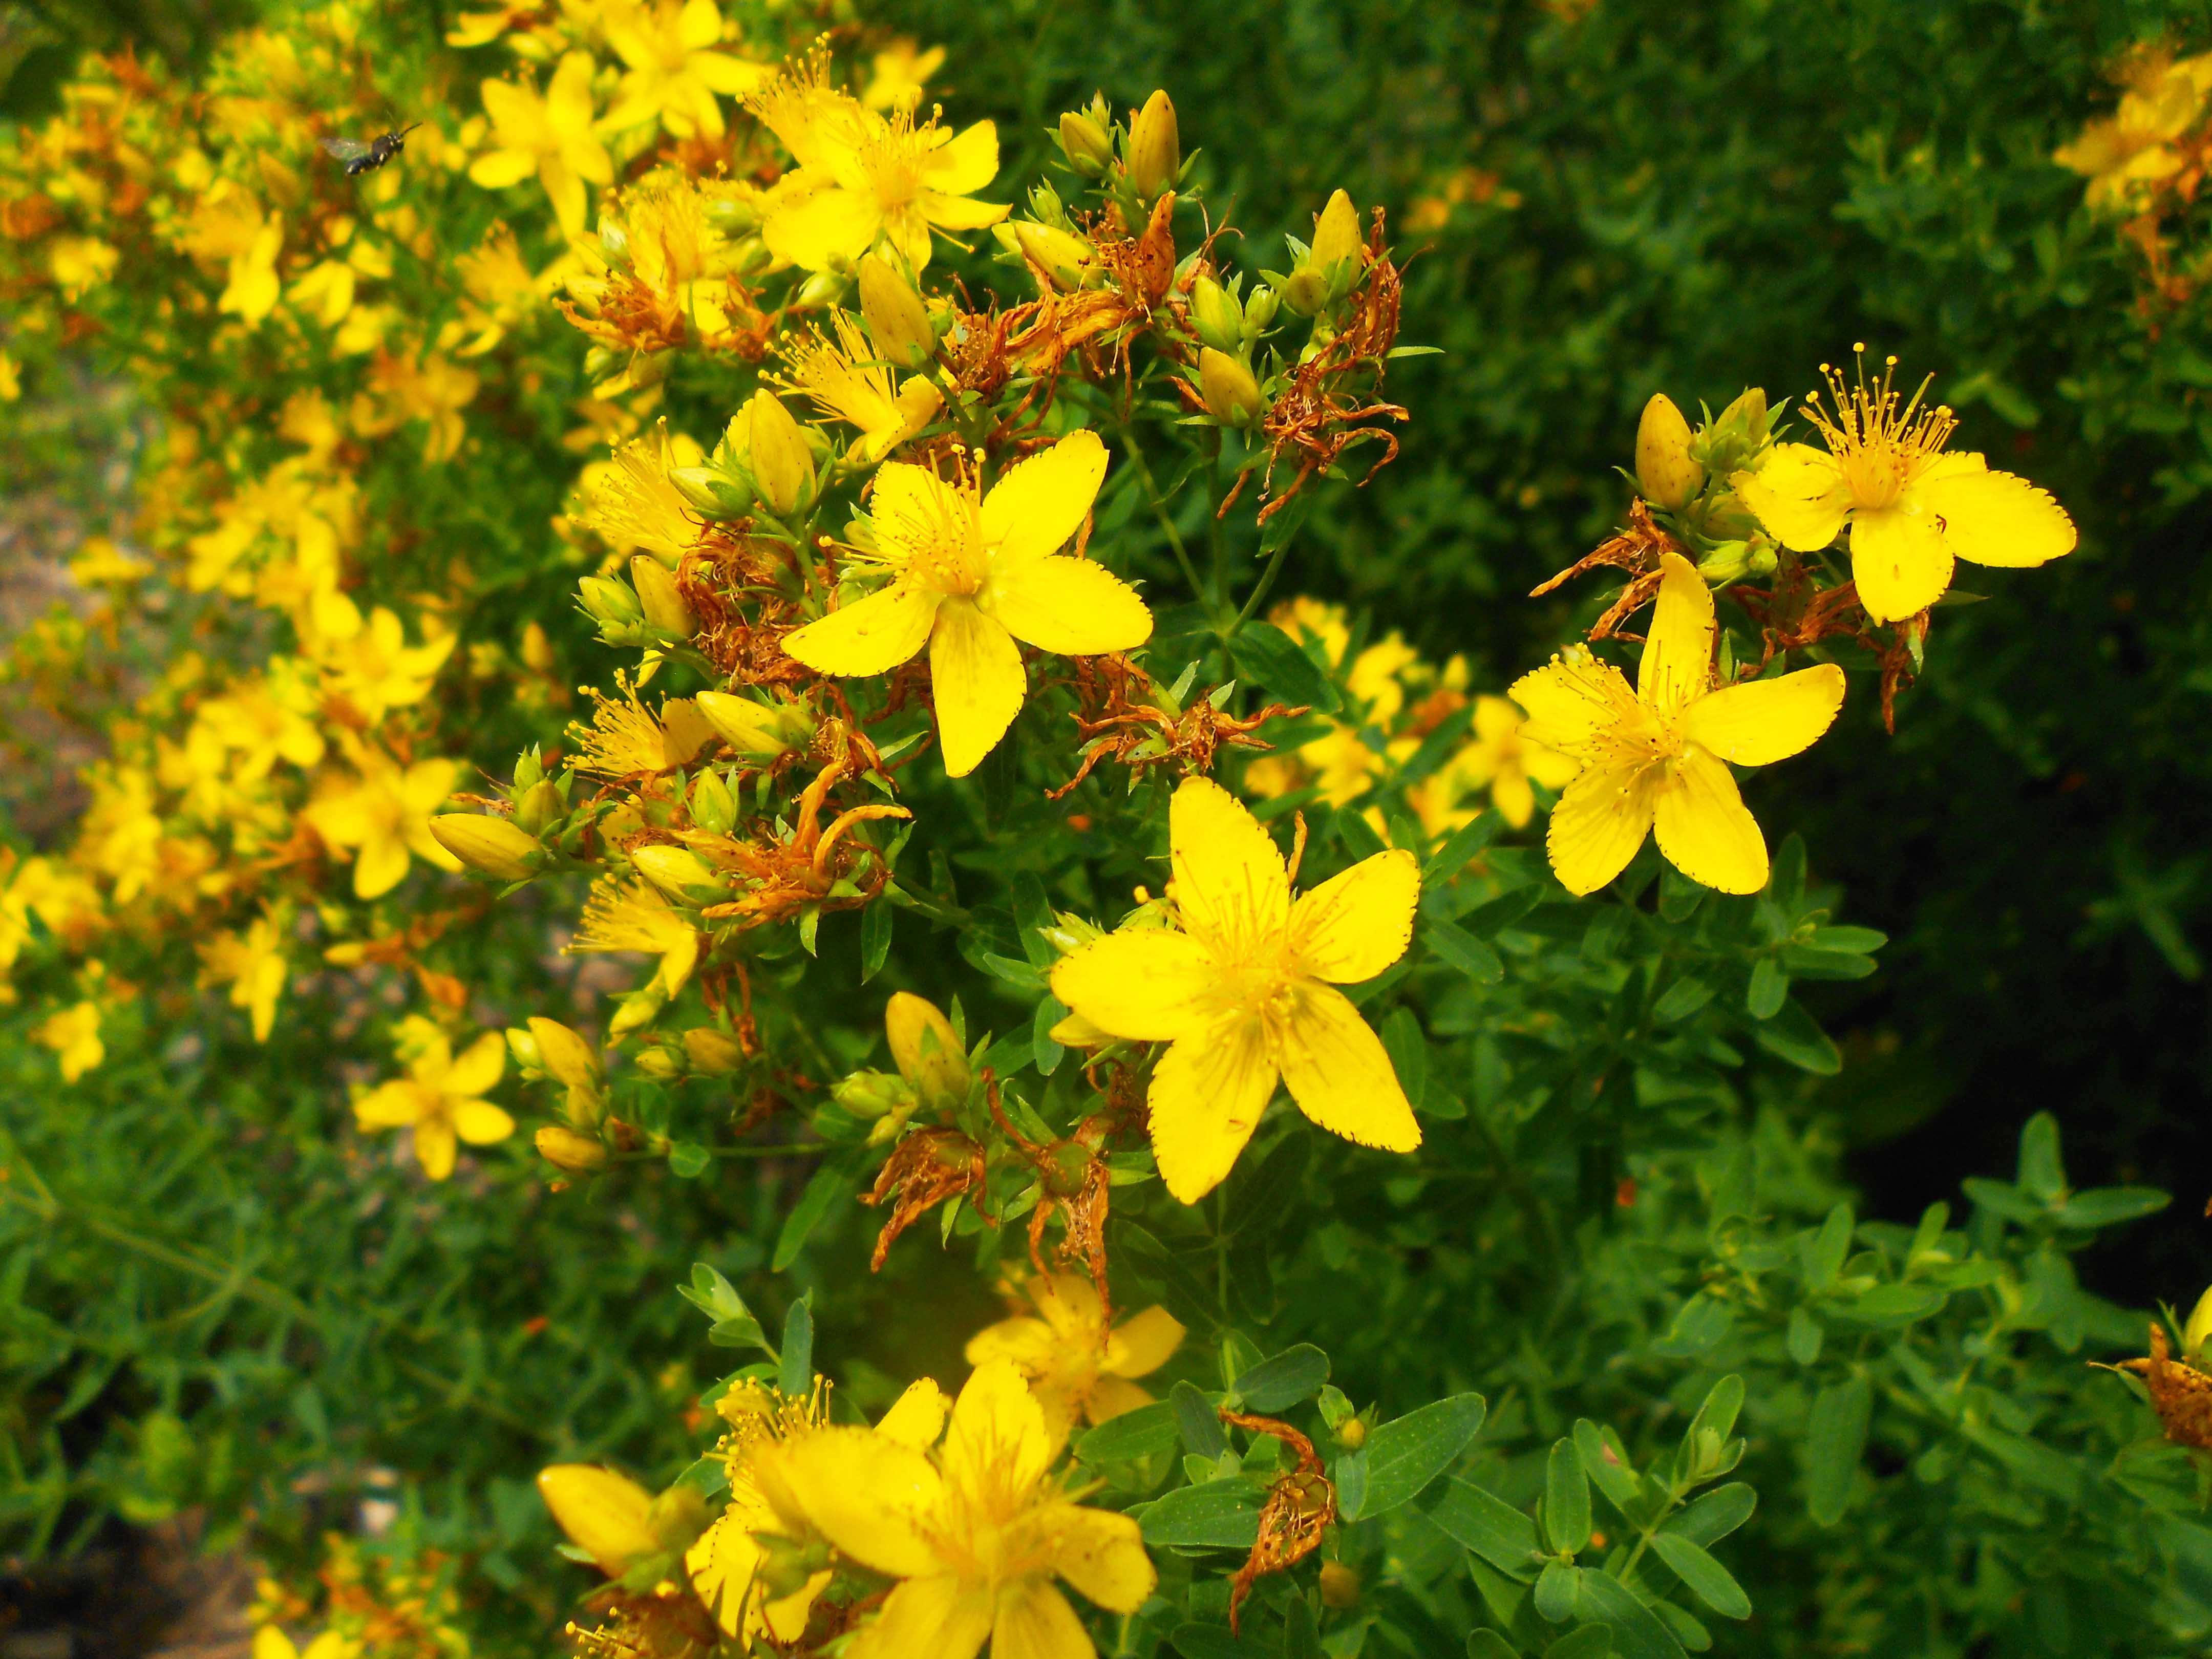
[1544, 1628, 1613, 1659]
[1464, 885, 1545, 937]
[2017, 1111, 2067, 1201]
[1116, 1223, 1220, 1332]
[860, 899, 893, 982]
[1354, 1392, 1487, 1517]
[1380, 1006, 1428, 1109]
[1803, 1374, 1871, 1525]
[1746, 958, 1788, 1020]
[1545, 1438, 1591, 1554]
[1572, 1421, 1641, 1514]
[1171, 1624, 1266, 1659]
[1229, 621, 1341, 713]
[1232, 1345, 1331, 1413]
[1649, 976, 1713, 1025]
[1426, 1477, 1543, 1578]
[1140, 1476, 1269, 1547]
[1785, 1307, 1823, 1366]
[1469, 1634, 1523, 1659]
[1077, 1400, 1179, 1464]
[1573, 1569, 1687, 1659]
[1648, 1533, 1751, 1620]
[1666, 1483, 1756, 1549]
[1032, 996, 1066, 1078]
[1424, 811, 1501, 885]
[1427, 917, 1505, 983]
[1799, 1203, 1854, 1288]
[772, 1163, 848, 1271]
[1534, 1562, 1581, 1624]
[667, 1141, 709, 1179]
[1173, 1379, 1228, 1460]
[1283, 1594, 1323, 1659]
[776, 1295, 813, 1398]
[1754, 999, 1841, 1075]
[2052, 1186, 2169, 1229]
[1807, 924, 1886, 953]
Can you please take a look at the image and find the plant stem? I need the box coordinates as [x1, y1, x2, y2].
[1115, 420, 1211, 609]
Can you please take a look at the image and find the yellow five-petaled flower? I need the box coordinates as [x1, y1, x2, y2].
[1511, 552, 1845, 898]
[354, 1015, 514, 1181]
[1052, 776, 1422, 1204]
[782, 431, 1151, 776]
[965, 1273, 1185, 1446]
[1731, 353, 2076, 625]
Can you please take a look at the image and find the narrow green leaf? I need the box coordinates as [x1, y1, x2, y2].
[1140, 1476, 1269, 1547]
[1426, 1476, 1542, 1578]
[1355, 1392, 1487, 1517]
[1746, 958, 1788, 1020]
[860, 899, 894, 982]
[1666, 1483, 1756, 1549]
[1427, 917, 1505, 983]
[1804, 1374, 1871, 1525]
[772, 1163, 848, 1271]
[1232, 1345, 1331, 1413]
[1545, 1438, 1591, 1554]
[1648, 1534, 1750, 1620]
[1424, 810, 1501, 885]
[1173, 1379, 1227, 1460]
[1283, 1593, 1323, 1659]
[1571, 1421, 1641, 1514]
[1228, 621, 1341, 712]
[776, 1295, 813, 1398]
[1380, 1006, 1428, 1108]
[1573, 1569, 1687, 1659]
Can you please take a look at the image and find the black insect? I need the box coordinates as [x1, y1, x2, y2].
[319, 123, 421, 177]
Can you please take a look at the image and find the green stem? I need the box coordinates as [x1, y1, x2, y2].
[1115, 421, 1211, 609]
[1226, 535, 1290, 639]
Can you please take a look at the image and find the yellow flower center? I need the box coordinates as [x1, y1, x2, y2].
[1802, 347, 1956, 512]
[854, 113, 931, 212]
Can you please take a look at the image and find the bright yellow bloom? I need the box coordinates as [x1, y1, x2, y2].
[584, 424, 706, 563]
[2055, 50, 2212, 213]
[78, 769, 165, 904]
[1347, 633, 1421, 723]
[470, 52, 613, 237]
[777, 310, 942, 462]
[50, 235, 119, 301]
[0, 351, 19, 401]
[305, 747, 464, 899]
[1731, 355, 2076, 625]
[861, 40, 945, 112]
[750, 61, 1006, 272]
[783, 432, 1150, 776]
[752, 1358, 1155, 1659]
[600, 0, 766, 139]
[1052, 777, 1422, 1204]
[251, 1627, 353, 1659]
[354, 1015, 513, 1181]
[199, 911, 289, 1042]
[569, 686, 715, 777]
[568, 878, 701, 996]
[312, 601, 457, 725]
[1450, 694, 1580, 830]
[34, 1001, 104, 1083]
[1511, 552, 1844, 897]
[965, 1274, 1184, 1445]
[540, 1463, 660, 1576]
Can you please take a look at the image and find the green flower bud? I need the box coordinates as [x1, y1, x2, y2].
[1126, 89, 1180, 201]
[833, 1068, 915, 1119]
[667, 464, 753, 519]
[1013, 221, 1095, 292]
[1635, 393, 1705, 511]
[690, 767, 737, 834]
[629, 555, 695, 640]
[1240, 284, 1279, 343]
[743, 391, 814, 517]
[633, 1046, 684, 1079]
[578, 575, 644, 629]
[1695, 386, 1772, 476]
[885, 992, 969, 1109]
[1199, 347, 1264, 428]
[608, 980, 668, 1038]
[1058, 107, 1113, 178]
[1280, 265, 1329, 318]
[515, 748, 545, 790]
[1190, 274, 1244, 355]
[694, 690, 810, 758]
[512, 778, 562, 834]
[631, 844, 724, 902]
[646, 1484, 710, 1553]
[857, 252, 937, 371]
[430, 814, 542, 880]
[683, 1027, 745, 1074]
[535, 1124, 609, 1175]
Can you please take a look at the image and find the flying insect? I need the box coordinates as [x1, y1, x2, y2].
[319, 123, 421, 177]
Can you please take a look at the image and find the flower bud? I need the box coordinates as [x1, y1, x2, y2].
[2183, 1287, 2212, 1359]
[630, 555, 695, 639]
[690, 766, 737, 834]
[885, 992, 969, 1108]
[1280, 265, 1329, 318]
[1696, 385, 1771, 476]
[578, 575, 644, 629]
[535, 1124, 609, 1175]
[512, 778, 562, 834]
[528, 1016, 601, 1091]
[1634, 393, 1704, 511]
[743, 391, 814, 517]
[609, 980, 668, 1037]
[1126, 90, 1180, 201]
[506, 1025, 542, 1072]
[793, 270, 845, 310]
[633, 1046, 684, 1079]
[646, 1484, 709, 1552]
[1694, 540, 1755, 585]
[1318, 1561, 1361, 1609]
[1013, 221, 1095, 291]
[1308, 189, 1364, 293]
[515, 748, 546, 789]
[857, 252, 937, 371]
[1240, 285, 1279, 343]
[538, 1465, 656, 1576]
[1189, 274, 1243, 355]
[430, 814, 542, 880]
[683, 1026, 745, 1074]
[695, 690, 809, 758]
[632, 843, 722, 901]
[1199, 348, 1263, 428]
[1058, 107, 1113, 178]
[834, 1068, 916, 1119]
[668, 464, 753, 519]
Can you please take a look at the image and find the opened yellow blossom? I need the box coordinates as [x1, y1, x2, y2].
[966, 1274, 1184, 1445]
[752, 1357, 1154, 1659]
[1731, 354, 2076, 624]
[783, 431, 1150, 776]
[34, 1001, 104, 1083]
[354, 1015, 513, 1181]
[568, 878, 701, 996]
[199, 912, 288, 1042]
[778, 309, 942, 462]
[2055, 50, 2212, 213]
[1454, 694, 1580, 829]
[600, 0, 766, 139]
[1052, 776, 1422, 1203]
[312, 601, 457, 725]
[305, 747, 463, 899]
[470, 52, 613, 237]
[750, 66, 1007, 271]
[862, 40, 945, 112]
[1511, 552, 1844, 897]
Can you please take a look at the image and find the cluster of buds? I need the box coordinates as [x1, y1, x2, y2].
[1633, 387, 1780, 583]
[1191, 272, 1280, 429]
[508, 1016, 613, 1176]
[1055, 88, 1193, 217]
[668, 390, 824, 526]
[828, 991, 974, 1145]
[428, 747, 577, 884]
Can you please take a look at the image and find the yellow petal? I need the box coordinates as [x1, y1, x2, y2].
[538, 1464, 656, 1576]
[1683, 665, 1844, 767]
[921, 190, 1013, 232]
[764, 1570, 831, 1644]
[929, 600, 1026, 776]
[927, 119, 1001, 195]
[760, 1428, 944, 1577]
[354, 1079, 427, 1128]
[1508, 653, 1636, 762]
[1916, 462, 2077, 569]
[1275, 983, 1420, 1154]
[846, 1574, 993, 1659]
[1288, 848, 1418, 984]
[1492, 769, 1536, 828]
[1169, 777, 1290, 960]
[1050, 928, 1219, 1041]
[253, 1628, 299, 1659]
[982, 430, 1109, 565]
[1731, 443, 1848, 552]
[967, 1313, 1059, 1372]
[944, 1356, 1053, 1500]
[414, 1118, 459, 1180]
[1027, 1503, 1157, 1613]
[764, 182, 882, 271]
[993, 1580, 1096, 1659]
[467, 148, 539, 188]
[353, 834, 412, 900]
[454, 1100, 515, 1145]
[1547, 762, 1661, 897]
[1848, 504, 1953, 623]
[987, 556, 1151, 654]
[1637, 552, 1714, 713]
[446, 1031, 507, 1096]
[785, 582, 940, 675]
[1104, 1305, 1185, 1378]
[1653, 747, 1767, 895]
[1148, 1013, 1276, 1204]
[875, 1376, 951, 1449]
[1085, 1375, 1155, 1422]
[685, 1509, 763, 1637]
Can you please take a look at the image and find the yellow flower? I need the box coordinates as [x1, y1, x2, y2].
[1450, 694, 1580, 830]
[469, 52, 614, 237]
[1051, 776, 1422, 1204]
[49, 236, 119, 301]
[1346, 633, 1420, 723]
[600, 0, 767, 139]
[861, 39, 945, 112]
[251, 1627, 354, 1659]
[78, 768, 165, 904]
[1510, 552, 1844, 897]
[750, 63, 1006, 272]
[34, 1001, 104, 1083]
[0, 350, 19, 401]
[199, 911, 289, 1042]
[354, 1015, 513, 1181]
[752, 1357, 1154, 1659]
[220, 221, 284, 324]
[568, 878, 701, 996]
[783, 432, 1150, 776]
[2055, 51, 2212, 213]
[1270, 596, 1351, 667]
[965, 1273, 1184, 1445]
[777, 310, 943, 462]
[583, 423, 706, 562]
[312, 601, 457, 725]
[569, 685, 714, 777]
[1730, 354, 2076, 625]
[305, 747, 464, 899]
